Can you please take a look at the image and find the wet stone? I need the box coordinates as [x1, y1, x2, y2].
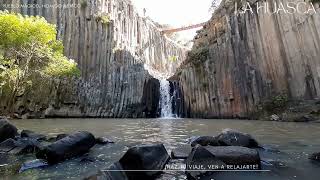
[21, 130, 46, 141]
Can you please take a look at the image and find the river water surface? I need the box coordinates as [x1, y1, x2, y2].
[6, 118, 320, 179]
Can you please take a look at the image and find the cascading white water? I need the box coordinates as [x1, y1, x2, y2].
[144, 64, 177, 118]
[159, 79, 174, 118]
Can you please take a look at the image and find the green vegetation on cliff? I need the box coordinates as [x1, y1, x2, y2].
[0, 11, 80, 113]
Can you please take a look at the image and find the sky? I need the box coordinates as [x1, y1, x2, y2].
[132, 0, 214, 42]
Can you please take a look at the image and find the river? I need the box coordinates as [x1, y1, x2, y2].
[4, 118, 320, 179]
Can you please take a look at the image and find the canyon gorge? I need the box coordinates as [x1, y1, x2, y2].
[0, 0, 187, 118]
[1, 0, 320, 179]
[1, 0, 320, 120]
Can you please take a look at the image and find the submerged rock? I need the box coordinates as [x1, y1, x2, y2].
[95, 137, 115, 145]
[0, 119, 18, 143]
[19, 159, 48, 173]
[119, 144, 170, 179]
[309, 152, 320, 161]
[216, 129, 260, 148]
[21, 130, 46, 141]
[190, 136, 219, 147]
[36, 131, 95, 164]
[85, 163, 128, 180]
[0, 153, 21, 176]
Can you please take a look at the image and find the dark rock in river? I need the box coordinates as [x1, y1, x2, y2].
[0, 119, 18, 143]
[36, 131, 95, 164]
[95, 137, 115, 145]
[186, 145, 261, 179]
[119, 144, 170, 179]
[55, 133, 69, 141]
[21, 130, 46, 141]
[0, 138, 17, 152]
[309, 152, 320, 161]
[293, 115, 316, 122]
[47, 133, 69, 142]
[216, 129, 260, 148]
[9, 138, 41, 155]
[205, 146, 261, 169]
[191, 136, 219, 147]
[0, 138, 40, 155]
[186, 145, 226, 180]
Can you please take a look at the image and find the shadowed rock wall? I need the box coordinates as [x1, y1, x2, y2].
[176, 0, 320, 118]
[0, 0, 187, 118]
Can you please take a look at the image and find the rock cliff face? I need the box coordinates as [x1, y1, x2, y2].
[0, 0, 187, 118]
[176, 0, 320, 118]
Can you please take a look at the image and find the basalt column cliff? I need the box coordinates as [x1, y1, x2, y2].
[175, 0, 320, 118]
[0, 0, 187, 118]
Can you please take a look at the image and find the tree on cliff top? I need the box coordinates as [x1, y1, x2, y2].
[0, 11, 80, 113]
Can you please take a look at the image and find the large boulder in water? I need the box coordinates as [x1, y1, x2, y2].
[205, 146, 261, 169]
[186, 145, 226, 179]
[190, 136, 219, 147]
[0, 119, 18, 143]
[119, 144, 170, 179]
[36, 131, 95, 164]
[186, 145, 261, 179]
[216, 129, 260, 148]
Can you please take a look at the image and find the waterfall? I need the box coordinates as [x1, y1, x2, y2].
[143, 64, 177, 118]
[159, 79, 175, 118]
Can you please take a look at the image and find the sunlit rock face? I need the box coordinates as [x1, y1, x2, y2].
[176, 0, 320, 118]
[0, 0, 187, 118]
